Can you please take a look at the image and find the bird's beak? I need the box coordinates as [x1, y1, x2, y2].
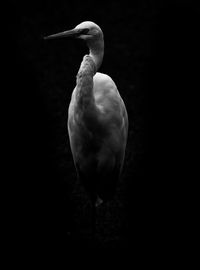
[44, 28, 89, 40]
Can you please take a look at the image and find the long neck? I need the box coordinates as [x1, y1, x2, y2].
[76, 55, 96, 110]
[87, 36, 104, 71]
[75, 36, 104, 112]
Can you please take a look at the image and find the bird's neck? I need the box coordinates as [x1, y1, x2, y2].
[87, 38, 104, 71]
[76, 55, 96, 110]
[75, 37, 104, 111]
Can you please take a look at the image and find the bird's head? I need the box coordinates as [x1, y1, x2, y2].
[44, 21, 103, 43]
[44, 21, 104, 70]
[75, 21, 103, 41]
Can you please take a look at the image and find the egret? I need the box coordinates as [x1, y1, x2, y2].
[44, 21, 128, 236]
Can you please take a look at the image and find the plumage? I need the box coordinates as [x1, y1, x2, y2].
[44, 21, 128, 206]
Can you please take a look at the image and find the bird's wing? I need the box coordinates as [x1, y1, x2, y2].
[91, 72, 128, 173]
[93, 72, 128, 143]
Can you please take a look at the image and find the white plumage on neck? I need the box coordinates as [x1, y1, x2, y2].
[88, 37, 104, 71]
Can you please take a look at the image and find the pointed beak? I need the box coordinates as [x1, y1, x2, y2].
[44, 28, 89, 40]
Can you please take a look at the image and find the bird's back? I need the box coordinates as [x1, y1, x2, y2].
[68, 55, 128, 201]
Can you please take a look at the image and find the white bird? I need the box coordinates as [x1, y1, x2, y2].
[44, 21, 128, 210]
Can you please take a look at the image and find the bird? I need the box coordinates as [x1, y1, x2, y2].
[44, 21, 128, 233]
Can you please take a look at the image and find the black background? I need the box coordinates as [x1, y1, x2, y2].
[4, 0, 199, 250]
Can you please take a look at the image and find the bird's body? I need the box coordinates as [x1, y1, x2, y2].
[68, 55, 128, 203]
[45, 21, 128, 206]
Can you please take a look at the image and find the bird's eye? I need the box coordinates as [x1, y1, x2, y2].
[79, 28, 90, 35]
